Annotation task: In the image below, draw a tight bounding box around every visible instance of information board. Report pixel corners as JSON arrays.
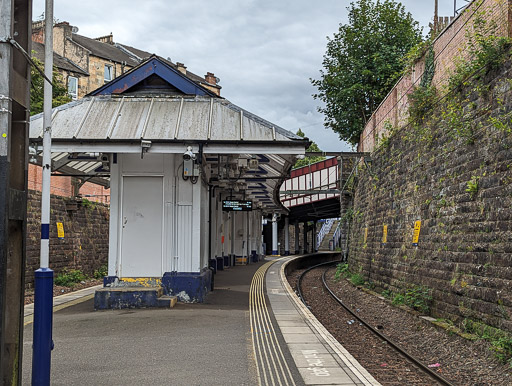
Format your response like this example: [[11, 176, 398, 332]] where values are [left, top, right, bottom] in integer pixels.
[[222, 200, 253, 212]]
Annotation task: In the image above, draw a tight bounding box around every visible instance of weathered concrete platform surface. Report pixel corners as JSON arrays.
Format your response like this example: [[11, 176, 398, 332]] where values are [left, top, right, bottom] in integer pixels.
[[22, 261, 293, 385], [266, 256, 380, 386], [22, 256, 378, 385]]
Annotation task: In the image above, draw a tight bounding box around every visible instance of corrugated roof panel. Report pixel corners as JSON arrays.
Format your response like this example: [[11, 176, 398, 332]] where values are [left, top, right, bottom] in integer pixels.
[[53, 153, 68, 162], [242, 114, 273, 141], [210, 102, 240, 141], [83, 163, 100, 173], [78, 99, 119, 139], [31, 97, 307, 146], [111, 99, 151, 139], [143, 99, 181, 139], [261, 164, 279, 177], [29, 115, 43, 138], [176, 99, 210, 140], [51, 99, 92, 139]]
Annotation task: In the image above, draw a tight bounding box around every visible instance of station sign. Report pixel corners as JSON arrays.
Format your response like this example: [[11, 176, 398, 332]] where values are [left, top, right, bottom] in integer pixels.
[[222, 200, 253, 212]]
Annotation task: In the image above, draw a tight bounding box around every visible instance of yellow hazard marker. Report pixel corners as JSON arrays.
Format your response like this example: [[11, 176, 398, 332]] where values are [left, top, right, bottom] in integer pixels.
[[2, 133, 6, 138], [363, 227, 368, 244], [56, 222, 65, 239], [382, 225, 388, 245], [413, 220, 421, 246]]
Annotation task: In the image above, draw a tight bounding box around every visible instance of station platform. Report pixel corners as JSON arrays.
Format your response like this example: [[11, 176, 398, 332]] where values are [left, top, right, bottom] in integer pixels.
[[23, 256, 378, 385]]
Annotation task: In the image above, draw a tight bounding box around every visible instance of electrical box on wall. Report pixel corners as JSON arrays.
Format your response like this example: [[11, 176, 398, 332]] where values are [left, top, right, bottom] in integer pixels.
[[183, 159, 200, 177]]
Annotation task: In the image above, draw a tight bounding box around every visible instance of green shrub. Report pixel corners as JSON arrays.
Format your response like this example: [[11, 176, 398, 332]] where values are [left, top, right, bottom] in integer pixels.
[[93, 264, 108, 279], [466, 176, 480, 197], [491, 337, 512, 365], [334, 263, 349, 280], [463, 318, 512, 365], [350, 273, 365, 286], [54, 269, 87, 287], [404, 285, 432, 313], [408, 84, 437, 125], [392, 294, 405, 306]]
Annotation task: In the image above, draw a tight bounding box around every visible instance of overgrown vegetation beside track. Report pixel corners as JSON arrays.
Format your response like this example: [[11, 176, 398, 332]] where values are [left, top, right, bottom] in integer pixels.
[[333, 261, 512, 366]]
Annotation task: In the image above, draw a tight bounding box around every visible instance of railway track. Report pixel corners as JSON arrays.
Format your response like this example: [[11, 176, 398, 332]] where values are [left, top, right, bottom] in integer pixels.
[[295, 261, 455, 386]]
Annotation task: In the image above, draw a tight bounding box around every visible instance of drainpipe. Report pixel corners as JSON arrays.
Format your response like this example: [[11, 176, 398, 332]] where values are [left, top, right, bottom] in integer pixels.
[[33, 1, 54, 384], [208, 186, 212, 269]]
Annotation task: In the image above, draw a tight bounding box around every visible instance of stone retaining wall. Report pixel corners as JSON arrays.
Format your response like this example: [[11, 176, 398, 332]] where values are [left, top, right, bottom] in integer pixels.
[[349, 58, 512, 332], [26, 190, 109, 288]]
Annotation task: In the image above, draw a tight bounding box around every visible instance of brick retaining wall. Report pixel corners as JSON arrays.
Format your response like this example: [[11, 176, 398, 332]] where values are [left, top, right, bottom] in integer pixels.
[[359, 0, 512, 152]]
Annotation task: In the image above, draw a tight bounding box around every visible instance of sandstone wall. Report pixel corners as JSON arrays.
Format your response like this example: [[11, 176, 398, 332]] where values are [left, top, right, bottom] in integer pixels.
[[349, 59, 512, 332], [26, 190, 109, 287]]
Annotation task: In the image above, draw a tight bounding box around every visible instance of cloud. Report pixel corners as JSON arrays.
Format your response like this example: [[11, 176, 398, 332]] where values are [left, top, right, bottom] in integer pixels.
[[33, 0, 457, 151]]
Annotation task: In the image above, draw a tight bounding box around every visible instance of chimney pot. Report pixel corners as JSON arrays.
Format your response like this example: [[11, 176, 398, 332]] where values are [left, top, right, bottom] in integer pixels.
[[176, 62, 187, 75], [205, 72, 217, 85]]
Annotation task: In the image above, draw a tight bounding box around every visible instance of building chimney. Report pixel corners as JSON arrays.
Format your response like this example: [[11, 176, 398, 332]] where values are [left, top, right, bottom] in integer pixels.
[[95, 33, 114, 44], [205, 72, 217, 85], [32, 20, 45, 44], [176, 62, 187, 75]]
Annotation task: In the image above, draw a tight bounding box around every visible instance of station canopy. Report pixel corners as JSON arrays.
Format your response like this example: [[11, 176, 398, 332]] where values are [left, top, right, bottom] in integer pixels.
[[29, 55, 308, 213]]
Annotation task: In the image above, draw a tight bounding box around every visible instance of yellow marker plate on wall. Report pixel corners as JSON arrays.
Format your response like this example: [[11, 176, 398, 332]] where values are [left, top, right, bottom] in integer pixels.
[[363, 227, 368, 244], [382, 225, 387, 244], [56, 222, 65, 239], [413, 220, 421, 246]]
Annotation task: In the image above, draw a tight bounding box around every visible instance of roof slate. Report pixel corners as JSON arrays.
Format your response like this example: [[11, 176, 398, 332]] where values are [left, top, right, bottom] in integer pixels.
[[70, 35, 213, 88], [72, 34, 140, 66], [115, 43, 153, 61], [32, 41, 89, 75]]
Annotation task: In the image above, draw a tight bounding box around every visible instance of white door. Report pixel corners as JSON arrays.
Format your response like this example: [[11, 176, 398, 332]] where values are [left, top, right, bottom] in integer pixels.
[[120, 176, 163, 277]]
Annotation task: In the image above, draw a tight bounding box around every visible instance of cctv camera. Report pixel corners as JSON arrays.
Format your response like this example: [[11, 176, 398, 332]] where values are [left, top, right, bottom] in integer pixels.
[[183, 146, 196, 161]]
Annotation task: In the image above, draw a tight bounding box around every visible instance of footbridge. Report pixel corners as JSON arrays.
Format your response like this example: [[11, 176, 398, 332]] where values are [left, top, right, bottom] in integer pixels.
[[271, 152, 369, 255]]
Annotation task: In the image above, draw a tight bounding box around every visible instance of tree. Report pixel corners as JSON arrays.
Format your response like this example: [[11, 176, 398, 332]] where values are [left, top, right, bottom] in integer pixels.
[[312, 0, 422, 145], [293, 129, 325, 169], [30, 56, 71, 115]]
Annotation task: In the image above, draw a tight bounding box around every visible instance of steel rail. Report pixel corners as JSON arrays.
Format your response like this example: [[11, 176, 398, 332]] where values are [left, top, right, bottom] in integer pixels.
[[320, 267, 455, 386], [296, 260, 337, 305]]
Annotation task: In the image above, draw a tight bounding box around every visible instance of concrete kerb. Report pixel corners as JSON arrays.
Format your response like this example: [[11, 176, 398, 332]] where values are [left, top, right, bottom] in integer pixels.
[[24, 285, 102, 325], [277, 255, 381, 386]]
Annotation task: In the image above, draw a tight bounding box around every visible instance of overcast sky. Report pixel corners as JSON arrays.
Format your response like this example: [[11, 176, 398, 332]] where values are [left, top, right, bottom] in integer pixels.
[[33, 0, 459, 152]]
